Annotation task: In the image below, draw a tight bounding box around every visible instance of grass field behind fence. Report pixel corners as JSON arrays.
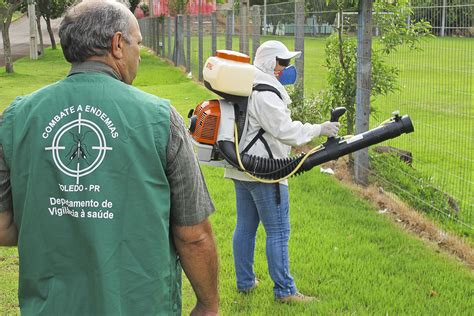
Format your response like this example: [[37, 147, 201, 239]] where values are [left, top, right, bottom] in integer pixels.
[[1, 48, 473, 315]]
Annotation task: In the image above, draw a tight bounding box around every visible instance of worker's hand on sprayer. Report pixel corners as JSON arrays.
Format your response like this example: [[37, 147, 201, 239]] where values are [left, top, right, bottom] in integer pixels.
[[320, 121, 340, 137]]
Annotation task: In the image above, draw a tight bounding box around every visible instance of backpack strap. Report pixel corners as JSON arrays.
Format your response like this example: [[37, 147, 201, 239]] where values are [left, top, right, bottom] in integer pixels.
[[252, 84, 282, 100], [240, 84, 283, 158], [241, 128, 274, 159]]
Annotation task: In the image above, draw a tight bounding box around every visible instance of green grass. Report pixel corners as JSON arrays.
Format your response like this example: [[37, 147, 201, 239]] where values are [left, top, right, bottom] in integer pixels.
[[370, 38, 473, 217], [1, 48, 473, 315]]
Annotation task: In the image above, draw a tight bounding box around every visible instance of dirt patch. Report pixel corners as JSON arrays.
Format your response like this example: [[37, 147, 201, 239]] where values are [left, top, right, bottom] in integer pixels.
[[318, 156, 474, 271]]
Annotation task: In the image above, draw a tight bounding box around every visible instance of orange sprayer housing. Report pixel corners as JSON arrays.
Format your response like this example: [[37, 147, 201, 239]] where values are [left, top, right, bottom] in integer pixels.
[[191, 100, 221, 145]]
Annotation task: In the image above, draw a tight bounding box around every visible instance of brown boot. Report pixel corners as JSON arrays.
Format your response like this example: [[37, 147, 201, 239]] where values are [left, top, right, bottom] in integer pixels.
[[277, 292, 317, 304]]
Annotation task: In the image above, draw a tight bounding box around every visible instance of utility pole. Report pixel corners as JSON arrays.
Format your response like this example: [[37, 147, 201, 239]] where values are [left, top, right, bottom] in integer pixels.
[[28, 0, 38, 60]]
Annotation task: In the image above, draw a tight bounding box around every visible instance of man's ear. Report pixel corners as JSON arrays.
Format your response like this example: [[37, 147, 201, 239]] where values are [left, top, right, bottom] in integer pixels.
[[111, 32, 125, 59]]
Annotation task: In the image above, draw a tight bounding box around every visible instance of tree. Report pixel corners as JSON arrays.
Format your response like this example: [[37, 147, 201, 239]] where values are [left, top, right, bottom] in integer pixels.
[[35, 2, 43, 56], [139, 2, 149, 16], [317, 0, 431, 135], [129, 0, 140, 13], [168, 0, 189, 15], [0, 0, 21, 73], [35, 0, 73, 50]]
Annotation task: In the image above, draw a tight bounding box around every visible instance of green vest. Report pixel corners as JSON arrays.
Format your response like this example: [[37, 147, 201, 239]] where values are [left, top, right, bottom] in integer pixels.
[[0, 72, 181, 315]]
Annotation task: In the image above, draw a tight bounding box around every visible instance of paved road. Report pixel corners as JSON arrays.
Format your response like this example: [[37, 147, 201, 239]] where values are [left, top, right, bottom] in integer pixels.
[[0, 15, 62, 67]]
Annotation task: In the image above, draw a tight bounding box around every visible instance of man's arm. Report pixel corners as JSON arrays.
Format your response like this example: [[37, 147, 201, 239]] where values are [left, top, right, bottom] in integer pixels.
[[0, 209, 17, 246], [172, 219, 219, 315], [165, 107, 218, 314]]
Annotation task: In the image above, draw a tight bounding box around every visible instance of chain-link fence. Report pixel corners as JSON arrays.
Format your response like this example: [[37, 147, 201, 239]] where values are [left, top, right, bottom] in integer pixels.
[[371, 0, 473, 234], [137, 0, 473, 234]]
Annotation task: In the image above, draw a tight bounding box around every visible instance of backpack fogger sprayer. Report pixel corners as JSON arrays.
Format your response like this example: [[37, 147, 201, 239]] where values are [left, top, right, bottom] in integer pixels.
[[188, 50, 414, 183]]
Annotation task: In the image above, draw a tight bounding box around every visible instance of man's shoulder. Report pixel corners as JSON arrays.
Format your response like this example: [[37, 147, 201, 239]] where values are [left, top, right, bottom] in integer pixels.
[[3, 80, 63, 110], [128, 85, 171, 107]]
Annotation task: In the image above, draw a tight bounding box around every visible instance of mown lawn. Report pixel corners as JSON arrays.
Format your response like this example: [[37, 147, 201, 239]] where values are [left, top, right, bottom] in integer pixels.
[[1, 48, 473, 314]]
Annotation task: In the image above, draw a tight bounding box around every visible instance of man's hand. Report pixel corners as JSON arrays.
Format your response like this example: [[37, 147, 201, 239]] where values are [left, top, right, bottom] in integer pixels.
[[0, 210, 17, 246], [320, 121, 340, 137], [172, 219, 219, 315]]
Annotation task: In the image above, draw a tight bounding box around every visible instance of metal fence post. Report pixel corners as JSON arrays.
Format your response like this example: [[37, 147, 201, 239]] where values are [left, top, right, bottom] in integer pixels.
[[186, 15, 191, 73], [152, 18, 157, 53], [172, 16, 178, 64], [176, 15, 185, 67], [147, 18, 151, 52], [294, 0, 305, 93], [251, 5, 261, 61], [441, 0, 447, 36], [211, 12, 217, 55], [161, 18, 165, 56], [226, 10, 233, 50], [354, 0, 373, 185], [144, 19, 148, 48], [157, 17, 162, 55], [240, 0, 249, 55], [168, 16, 172, 60], [198, 1, 203, 81], [155, 17, 160, 55]]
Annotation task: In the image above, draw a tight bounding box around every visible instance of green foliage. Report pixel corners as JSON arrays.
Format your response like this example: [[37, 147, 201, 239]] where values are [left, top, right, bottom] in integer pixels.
[[373, 0, 433, 54], [35, 0, 74, 20], [129, 0, 140, 13], [139, 2, 149, 16], [168, 0, 190, 15], [287, 86, 324, 124], [410, 0, 473, 36], [0, 0, 21, 24]]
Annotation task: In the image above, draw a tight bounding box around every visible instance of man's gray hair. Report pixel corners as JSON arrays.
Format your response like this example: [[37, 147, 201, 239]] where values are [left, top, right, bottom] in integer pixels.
[[59, 0, 133, 63]]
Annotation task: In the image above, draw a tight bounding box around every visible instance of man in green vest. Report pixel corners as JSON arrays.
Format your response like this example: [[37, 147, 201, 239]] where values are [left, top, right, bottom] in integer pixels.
[[0, 0, 219, 315]]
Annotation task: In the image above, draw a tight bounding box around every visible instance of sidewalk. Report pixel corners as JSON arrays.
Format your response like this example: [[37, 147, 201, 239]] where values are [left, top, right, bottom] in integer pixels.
[[0, 15, 61, 67]]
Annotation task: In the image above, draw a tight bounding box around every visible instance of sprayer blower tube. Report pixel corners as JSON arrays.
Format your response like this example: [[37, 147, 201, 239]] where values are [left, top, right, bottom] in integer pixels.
[[217, 114, 414, 180]]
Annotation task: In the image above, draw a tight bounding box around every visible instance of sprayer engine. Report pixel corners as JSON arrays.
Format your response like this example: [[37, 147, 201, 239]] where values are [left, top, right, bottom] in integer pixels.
[[188, 98, 237, 165], [188, 100, 221, 145]]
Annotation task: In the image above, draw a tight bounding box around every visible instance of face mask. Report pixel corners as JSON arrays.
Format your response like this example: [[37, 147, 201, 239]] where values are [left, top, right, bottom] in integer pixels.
[[278, 65, 297, 85]]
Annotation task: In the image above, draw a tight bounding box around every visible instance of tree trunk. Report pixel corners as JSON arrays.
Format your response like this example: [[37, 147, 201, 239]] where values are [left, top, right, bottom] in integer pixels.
[[36, 14, 44, 57], [2, 18, 13, 73], [1, 2, 21, 73], [45, 16, 56, 50]]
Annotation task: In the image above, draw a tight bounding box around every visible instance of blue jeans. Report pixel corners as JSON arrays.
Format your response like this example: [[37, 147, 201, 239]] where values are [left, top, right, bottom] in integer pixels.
[[232, 180, 297, 299]]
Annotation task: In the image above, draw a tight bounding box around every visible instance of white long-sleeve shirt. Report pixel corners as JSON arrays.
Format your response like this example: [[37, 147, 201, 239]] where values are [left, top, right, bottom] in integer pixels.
[[224, 68, 323, 184]]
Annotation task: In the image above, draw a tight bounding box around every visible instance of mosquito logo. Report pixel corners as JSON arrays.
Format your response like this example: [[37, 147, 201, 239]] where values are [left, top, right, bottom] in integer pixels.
[[65, 131, 93, 166], [45, 113, 113, 184]]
